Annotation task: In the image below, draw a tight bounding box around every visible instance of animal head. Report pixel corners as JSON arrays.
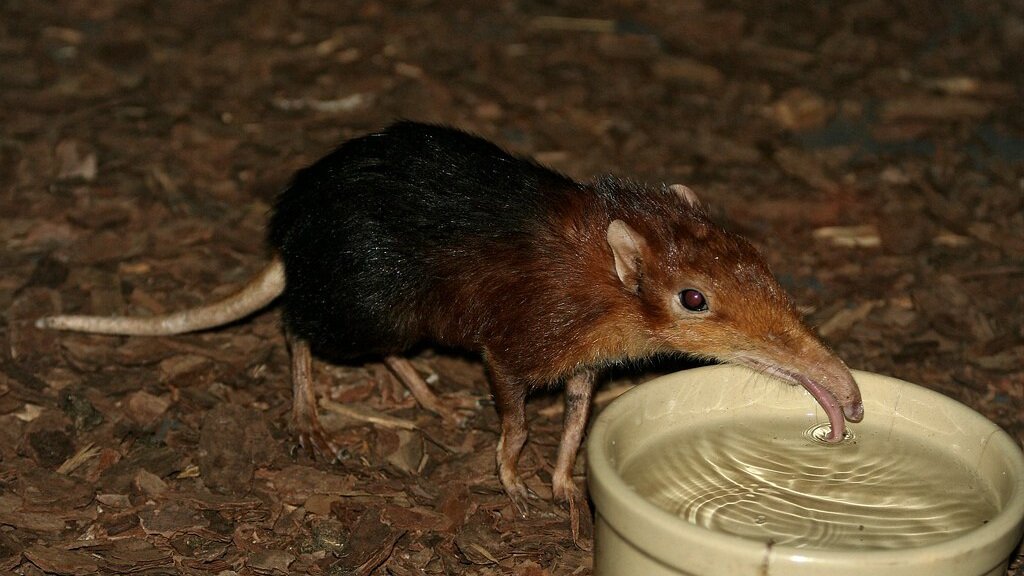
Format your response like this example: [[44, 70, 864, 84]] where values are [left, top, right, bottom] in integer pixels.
[[604, 182, 863, 440]]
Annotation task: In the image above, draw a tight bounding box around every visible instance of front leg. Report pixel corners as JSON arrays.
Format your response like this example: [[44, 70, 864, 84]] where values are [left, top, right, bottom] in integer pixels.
[[552, 369, 596, 546], [551, 369, 596, 502]]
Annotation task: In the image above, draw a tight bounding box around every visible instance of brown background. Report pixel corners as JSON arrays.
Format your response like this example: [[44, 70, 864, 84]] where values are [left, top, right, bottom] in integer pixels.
[[1, 0, 1021, 574]]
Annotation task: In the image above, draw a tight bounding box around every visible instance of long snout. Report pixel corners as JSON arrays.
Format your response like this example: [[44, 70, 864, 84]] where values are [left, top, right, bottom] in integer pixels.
[[735, 338, 864, 442], [793, 358, 864, 441]]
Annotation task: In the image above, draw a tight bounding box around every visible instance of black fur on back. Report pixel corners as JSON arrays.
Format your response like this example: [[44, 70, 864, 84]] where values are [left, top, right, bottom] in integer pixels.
[[268, 121, 585, 358]]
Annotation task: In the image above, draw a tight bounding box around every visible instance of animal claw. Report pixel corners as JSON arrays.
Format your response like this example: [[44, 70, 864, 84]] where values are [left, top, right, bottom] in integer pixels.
[[506, 481, 533, 517], [552, 476, 591, 549]]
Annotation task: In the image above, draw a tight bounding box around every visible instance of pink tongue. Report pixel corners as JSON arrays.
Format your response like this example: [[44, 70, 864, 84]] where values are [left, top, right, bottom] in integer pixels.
[[794, 375, 846, 442]]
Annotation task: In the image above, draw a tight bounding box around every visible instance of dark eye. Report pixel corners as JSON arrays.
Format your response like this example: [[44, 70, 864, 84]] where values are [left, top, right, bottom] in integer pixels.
[[679, 289, 708, 312]]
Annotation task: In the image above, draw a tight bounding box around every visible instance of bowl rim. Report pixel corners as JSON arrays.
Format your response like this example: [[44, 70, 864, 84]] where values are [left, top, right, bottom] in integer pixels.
[[587, 365, 1024, 572]]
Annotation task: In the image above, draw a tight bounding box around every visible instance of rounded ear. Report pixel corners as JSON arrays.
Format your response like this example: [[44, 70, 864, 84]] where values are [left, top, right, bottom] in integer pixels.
[[607, 219, 647, 294], [669, 184, 700, 208]]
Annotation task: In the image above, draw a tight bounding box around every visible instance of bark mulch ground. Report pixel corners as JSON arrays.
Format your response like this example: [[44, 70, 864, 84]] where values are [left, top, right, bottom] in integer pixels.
[[1, 0, 1021, 574]]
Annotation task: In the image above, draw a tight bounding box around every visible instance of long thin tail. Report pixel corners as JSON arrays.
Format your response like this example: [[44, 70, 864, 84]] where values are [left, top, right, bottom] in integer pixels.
[[36, 258, 286, 336]]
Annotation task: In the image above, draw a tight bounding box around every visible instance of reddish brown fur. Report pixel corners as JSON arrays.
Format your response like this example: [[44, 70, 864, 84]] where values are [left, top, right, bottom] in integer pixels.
[[436, 203, 648, 384], [412, 182, 791, 388]]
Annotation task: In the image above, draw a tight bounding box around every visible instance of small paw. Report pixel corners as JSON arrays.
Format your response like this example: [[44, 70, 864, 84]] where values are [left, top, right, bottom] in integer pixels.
[[552, 474, 592, 549], [565, 493, 592, 550], [505, 480, 533, 517], [499, 467, 538, 518], [552, 473, 578, 504]]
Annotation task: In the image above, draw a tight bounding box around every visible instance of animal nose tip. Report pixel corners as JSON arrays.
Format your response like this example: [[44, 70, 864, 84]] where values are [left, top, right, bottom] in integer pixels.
[[843, 402, 864, 423]]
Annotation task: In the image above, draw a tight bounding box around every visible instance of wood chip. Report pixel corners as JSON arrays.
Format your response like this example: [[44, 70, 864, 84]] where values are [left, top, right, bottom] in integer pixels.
[[651, 57, 724, 87], [55, 442, 101, 475], [13, 403, 43, 422], [818, 301, 878, 338], [385, 429, 425, 475], [0, 511, 67, 532], [320, 398, 418, 430], [124, 390, 171, 427], [530, 16, 616, 33], [248, 549, 295, 575], [770, 88, 832, 131], [24, 544, 99, 576], [54, 140, 97, 182], [813, 225, 882, 248], [881, 97, 992, 121], [330, 508, 405, 576], [775, 148, 841, 194], [139, 501, 209, 538], [271, 94, 371, 113], [254, 465, 361, 506], [198, 403, 278, 494], [132, 469, 168, 497]]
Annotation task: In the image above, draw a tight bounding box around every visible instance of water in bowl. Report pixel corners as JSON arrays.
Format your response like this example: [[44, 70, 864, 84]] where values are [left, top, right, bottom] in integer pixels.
[[619, 415, 998, 550]]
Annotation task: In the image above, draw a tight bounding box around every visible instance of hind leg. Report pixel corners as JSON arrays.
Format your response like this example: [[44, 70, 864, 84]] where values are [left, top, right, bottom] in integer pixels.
[[488, 366, 532, 516], [289, 334, 341, 460]]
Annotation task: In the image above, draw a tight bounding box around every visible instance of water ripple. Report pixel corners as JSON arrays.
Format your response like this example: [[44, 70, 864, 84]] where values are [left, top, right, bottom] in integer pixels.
[[619, 416, 997, 550]]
